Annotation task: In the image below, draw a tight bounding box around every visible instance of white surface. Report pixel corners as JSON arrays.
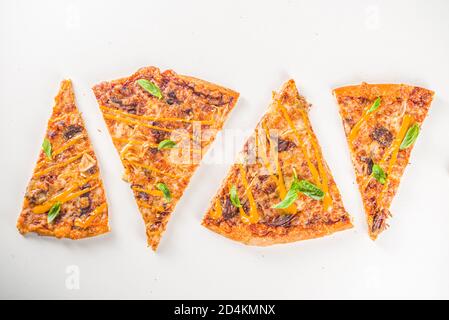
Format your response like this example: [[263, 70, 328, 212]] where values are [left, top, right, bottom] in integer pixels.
[[1, 0, 449, 300]]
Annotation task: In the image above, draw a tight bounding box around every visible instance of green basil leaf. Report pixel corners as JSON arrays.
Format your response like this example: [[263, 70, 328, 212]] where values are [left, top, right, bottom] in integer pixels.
[[158, 139, 177, 150], [156, 182, 171, 202], [229, 185, 242, 208], [272, 185, 298, 209], [137, 79, 163, 99], [42, 138, 52, 160], [47, 202, 61, 224], [296, 180, 325, 200], [372, 164, 387, 184], [400, 123, 420, 150], [367, 97, 381, 114]]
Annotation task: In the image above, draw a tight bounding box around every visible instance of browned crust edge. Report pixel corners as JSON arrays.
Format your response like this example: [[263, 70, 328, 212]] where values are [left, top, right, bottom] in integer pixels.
[[202, 218, 352, 246]]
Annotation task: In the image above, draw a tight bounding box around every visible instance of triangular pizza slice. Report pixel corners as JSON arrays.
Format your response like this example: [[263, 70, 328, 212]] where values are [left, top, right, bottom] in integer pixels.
[[333, 83, 434, 239], [17, 80, 109, 239], [202, 80, 352, 245], [93, 67, 239, 250]]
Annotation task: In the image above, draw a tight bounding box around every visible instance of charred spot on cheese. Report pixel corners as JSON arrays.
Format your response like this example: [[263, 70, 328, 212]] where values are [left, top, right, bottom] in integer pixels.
[[266, 214, 295, 227], [63, 125, 83, 140], [277, 138, 296, 152], [222, 198, 238, 220], [370, 126, 393, 147]]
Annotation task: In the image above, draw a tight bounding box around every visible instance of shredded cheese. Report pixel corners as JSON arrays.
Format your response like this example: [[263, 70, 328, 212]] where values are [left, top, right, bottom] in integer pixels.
[[100, 105, 214, 125], [74, 203, 107, 228]]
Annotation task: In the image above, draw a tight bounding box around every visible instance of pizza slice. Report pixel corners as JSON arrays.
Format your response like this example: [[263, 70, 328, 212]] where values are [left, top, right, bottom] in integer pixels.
[[17, 80, 109, 239], [92, 67, 239, 250], [333, 83, 434, 239], [202, 80, 352, 245]]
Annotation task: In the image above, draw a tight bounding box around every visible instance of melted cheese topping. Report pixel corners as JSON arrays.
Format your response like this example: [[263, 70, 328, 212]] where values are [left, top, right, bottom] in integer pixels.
[[237, 164, 259, 224], [260, 122, 296, 214], [53, 134, 86, 156], [376, 115, 413, 207], [100, 105, 214, 125], [113, 137, 157, 148], [132, 187, 164, 197], [125, 160, 181, 179], [276, 102, 321, 186], [32, 182, 99, 214], [276, 102, 332, 211], [35, 135, 87, 170], [74, 203, 107, 228], [34, 151, 87, 177], [135, 201, 165, 212], [103, 114, 192, 138], [298, 109, 332, 211], [361, 115, 414, 191], [348, 103, 382, 146]]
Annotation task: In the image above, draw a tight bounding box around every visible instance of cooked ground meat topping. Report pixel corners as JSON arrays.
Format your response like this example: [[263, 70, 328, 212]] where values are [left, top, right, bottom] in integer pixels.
[[277, 138, 296, 152], [370, 126, 393, 147], [63, 124, 83, 140]]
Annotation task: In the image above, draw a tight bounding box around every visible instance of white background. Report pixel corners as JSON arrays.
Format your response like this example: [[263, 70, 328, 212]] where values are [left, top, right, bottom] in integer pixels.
[[1, 0, 448, 299]]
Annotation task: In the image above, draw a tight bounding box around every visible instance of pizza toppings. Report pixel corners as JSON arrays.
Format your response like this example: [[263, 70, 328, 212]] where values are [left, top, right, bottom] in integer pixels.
[[42, 138, 52, 159], [277, 138, 296, 152], [166, 91, 179, 105], [229, 185, 242, 208], [26, 189, 48, 206], [371, 164, 386, 184], [348, 97, 382, 146], [367, 97, 381, 113], [137, 79, 163, 99], [157, 139, 177, 150], [47, 202, 61, 224], [266, 214, 295, 227], [400, 123, 419, 150], [156, 182, 171, 202], [79, 153, 97, 174], [79, 192, 92, 215], [272, 184, 298, 209], [63, 124, 83, 140], [370, 126, 393, 147], [222, 198, 238, 220]]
